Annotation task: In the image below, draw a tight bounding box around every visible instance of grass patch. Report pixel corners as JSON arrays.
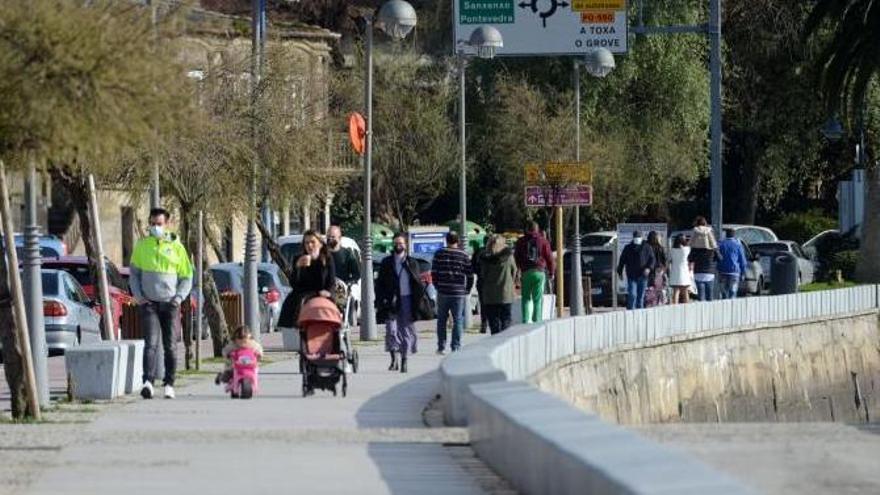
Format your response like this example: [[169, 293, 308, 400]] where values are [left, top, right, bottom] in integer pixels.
[[178, 369, 213, 377], [800, 281, 858, 292]]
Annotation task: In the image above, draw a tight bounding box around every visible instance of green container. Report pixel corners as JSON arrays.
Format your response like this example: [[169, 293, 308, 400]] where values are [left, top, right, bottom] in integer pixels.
[[349, 223, 396, 254], [444, 220, 488, 253]]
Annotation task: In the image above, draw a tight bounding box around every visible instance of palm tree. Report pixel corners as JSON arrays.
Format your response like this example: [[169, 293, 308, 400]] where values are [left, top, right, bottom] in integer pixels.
[[806, 0, 880, 282]]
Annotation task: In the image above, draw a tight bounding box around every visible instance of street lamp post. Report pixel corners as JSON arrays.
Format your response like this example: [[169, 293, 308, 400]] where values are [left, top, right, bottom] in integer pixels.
[[23, 162, 49, 407], [360, 0, 418, 341], [458, 26, 502, 329], [570, 49, 615, 317], [244, 0, 267, 339]]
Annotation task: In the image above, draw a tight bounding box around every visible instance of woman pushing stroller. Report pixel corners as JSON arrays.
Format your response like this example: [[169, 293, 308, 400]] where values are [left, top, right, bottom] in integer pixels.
[[278, 229, 336, 329], [376, 233, 435, 373]]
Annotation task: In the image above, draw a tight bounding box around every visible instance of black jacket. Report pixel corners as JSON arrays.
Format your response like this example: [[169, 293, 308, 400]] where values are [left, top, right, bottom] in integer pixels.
[[617, 242, 656, 280], [688, 248, 719, 275], [331, 247, 361, 284], [376, 255, 433, 323], [278, 255, 336, 328]]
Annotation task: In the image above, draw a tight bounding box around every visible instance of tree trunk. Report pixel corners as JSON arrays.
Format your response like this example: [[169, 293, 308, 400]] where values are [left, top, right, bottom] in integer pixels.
[[855, 165, 880, 282], [725, 132, 763, 224], [179, 205, 195, 369], [205, 224, 227, 263], [202, 264, 228, 358], [256, 218, 292, 281], [0, 238, 26, 418]]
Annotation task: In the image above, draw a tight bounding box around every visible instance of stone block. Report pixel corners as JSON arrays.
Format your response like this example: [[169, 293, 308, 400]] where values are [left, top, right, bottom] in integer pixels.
[[119, 340, 144, 394], [280, 327, 300, 351], [65, 344, 120, 400]]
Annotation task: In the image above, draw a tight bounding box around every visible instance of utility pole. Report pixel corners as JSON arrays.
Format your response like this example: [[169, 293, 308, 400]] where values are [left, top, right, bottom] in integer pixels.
[[244, 0, 267, 339], [360, 14, 378, 340], [23, 162, 49, 407]]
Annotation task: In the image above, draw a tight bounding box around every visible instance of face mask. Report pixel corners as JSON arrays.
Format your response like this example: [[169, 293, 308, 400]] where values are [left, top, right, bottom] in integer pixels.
[[633, 237, 643, 245], [149, 225, 164, 238], [394, 246, 406, 254], [327, 239, 339, 249]]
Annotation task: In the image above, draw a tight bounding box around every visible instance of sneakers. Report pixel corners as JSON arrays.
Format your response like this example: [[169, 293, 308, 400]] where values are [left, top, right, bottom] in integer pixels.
[[164, 385, 175, 399], [435, 349, 446, 356], [140, 381, 154, 399]]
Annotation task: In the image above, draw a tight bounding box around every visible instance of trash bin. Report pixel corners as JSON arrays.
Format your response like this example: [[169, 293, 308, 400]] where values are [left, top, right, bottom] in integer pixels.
[[770, 252, 798, 295]]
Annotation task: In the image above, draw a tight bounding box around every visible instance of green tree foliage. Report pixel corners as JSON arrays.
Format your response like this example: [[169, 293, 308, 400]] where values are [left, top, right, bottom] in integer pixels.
[[806, 0, 880, 282]]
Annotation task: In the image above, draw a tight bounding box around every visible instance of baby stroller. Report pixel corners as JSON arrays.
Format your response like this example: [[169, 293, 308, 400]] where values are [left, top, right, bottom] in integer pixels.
[[297, 295, 352, 397], [227, 347, 259, 399], [331, 279, 360, 375]]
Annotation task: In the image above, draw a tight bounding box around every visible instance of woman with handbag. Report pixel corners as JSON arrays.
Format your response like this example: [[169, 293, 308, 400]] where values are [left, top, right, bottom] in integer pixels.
[[376, 233, 435, 373]]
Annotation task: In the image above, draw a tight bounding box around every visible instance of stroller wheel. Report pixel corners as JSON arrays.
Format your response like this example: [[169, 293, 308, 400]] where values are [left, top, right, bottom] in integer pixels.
[[230, 390, 240, 399], [240, 380, 253, 399], [332, 386, 337, 397], [342, 374, 348, 397], [298, 354, 305, 375]]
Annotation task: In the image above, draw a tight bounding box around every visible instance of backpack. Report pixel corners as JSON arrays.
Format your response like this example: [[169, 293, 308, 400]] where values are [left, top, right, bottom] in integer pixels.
[[525, 237, 540, 266]]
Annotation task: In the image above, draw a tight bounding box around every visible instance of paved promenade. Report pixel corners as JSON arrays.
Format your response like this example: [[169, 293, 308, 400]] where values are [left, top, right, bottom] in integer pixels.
[[0, 330, 513, 495]]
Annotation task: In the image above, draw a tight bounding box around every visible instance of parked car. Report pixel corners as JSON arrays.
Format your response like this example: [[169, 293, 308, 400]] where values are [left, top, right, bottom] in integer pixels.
[[802, 228, 860, 278], [209, 263, 274, 334], [277, 234, 362, 323], [42, 256, 132, 335], [749, 241, 817, 287], [562, 248, 617, 306], [41, 269, 102, 355]]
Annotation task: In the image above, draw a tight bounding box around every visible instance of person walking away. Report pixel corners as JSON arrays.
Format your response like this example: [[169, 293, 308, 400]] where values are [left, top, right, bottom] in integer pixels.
[[278, 230, 336, 330], [431, 231, 474, 354], [514, 222, 555, 323], [130, 208, 193, 400], [645, 231, 668, 307], [470, 242, 489, 334], [376, 233, 434, 372], [668, 235, 693, 304], [616, 231, 656, 310], [688, 217, 719, 301], [479, 234, 517, 334], [717, 228, 749, 299]]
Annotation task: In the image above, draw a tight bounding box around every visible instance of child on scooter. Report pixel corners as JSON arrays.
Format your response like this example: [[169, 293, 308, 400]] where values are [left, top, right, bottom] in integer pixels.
[[215, 326, 263, 385]]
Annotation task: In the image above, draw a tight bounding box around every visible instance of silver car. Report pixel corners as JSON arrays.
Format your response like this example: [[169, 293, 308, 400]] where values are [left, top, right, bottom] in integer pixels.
[[42, 269, 102, 354], [749, 241, 817, 287]]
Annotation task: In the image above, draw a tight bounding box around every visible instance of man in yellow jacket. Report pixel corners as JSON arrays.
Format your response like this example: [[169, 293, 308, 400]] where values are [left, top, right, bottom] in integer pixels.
[[130, 208, 193, 399]]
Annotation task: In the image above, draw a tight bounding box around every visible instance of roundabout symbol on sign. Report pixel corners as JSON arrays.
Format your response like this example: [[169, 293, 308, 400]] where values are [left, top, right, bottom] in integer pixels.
[[518, 0, 570, 28]]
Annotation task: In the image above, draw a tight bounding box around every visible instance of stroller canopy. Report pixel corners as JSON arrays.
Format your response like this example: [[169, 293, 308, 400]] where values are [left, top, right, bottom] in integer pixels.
[[298, 296, 342, 328]]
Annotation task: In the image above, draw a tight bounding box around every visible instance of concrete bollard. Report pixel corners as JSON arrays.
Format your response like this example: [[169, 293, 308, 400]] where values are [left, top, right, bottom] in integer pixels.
[[65, 344, 120, 400], [280, 327, 300, 351], [92, 342, 128, 397], [119, 340, 145, 394]]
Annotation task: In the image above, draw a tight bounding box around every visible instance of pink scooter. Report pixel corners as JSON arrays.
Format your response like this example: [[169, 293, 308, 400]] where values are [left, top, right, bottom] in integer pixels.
[[227, 347, 259, 399]]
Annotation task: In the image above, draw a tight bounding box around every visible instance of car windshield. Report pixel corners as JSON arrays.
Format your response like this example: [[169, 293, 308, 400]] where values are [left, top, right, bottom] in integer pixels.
[[581, 234, 614, 247], [280, 243, 303, 265], [41, 273, 59, 295], [211, 269, 239, 292], [750, 243, 789, 256], [582, 251, 613, 272], [45, 263, 92, 287]]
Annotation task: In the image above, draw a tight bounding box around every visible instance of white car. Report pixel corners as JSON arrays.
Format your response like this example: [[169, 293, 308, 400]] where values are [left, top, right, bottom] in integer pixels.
[[277, 234, 362, 324]]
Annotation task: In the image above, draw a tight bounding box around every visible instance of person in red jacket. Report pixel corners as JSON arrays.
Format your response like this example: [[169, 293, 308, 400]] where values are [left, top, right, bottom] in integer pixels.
[[514, 221, 555, 323]]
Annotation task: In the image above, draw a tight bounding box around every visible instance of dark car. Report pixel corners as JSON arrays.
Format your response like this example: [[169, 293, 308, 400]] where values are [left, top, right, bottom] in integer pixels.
[[563, 248, 617, 307]]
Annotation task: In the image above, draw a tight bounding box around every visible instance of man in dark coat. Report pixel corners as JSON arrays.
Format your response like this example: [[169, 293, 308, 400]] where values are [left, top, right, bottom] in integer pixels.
[[376, 233, 433, 373], [616, 231, 656, 310]]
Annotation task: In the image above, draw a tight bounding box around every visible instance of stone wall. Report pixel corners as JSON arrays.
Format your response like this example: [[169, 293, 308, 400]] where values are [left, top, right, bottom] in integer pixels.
[[532, 311, 880, 425]]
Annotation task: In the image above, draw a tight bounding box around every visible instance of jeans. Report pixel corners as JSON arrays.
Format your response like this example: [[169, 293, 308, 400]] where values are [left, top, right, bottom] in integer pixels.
[[695, 278, 714, 301], [719, 274, 740, 300], [141, 301, 179, 386], [482, 303, 512, 335], [436, 294, 466, 352], [521, 269, 546, 323], [626, 276, 648, 310]]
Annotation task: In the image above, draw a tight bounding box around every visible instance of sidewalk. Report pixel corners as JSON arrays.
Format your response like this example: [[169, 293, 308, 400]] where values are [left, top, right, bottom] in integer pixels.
[[8, 327, 513, 495]]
